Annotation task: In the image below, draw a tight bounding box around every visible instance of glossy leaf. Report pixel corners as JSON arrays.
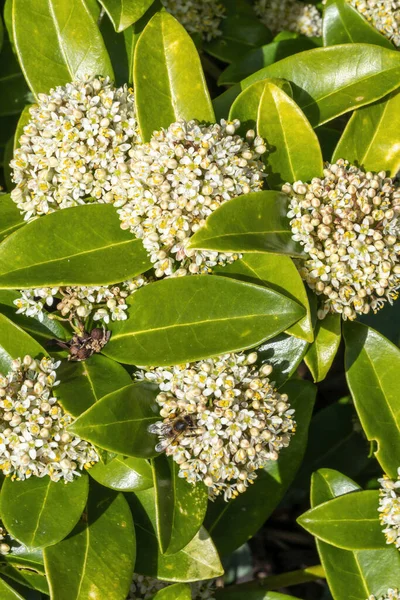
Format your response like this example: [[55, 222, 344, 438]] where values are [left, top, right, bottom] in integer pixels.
[[44, 485, 135, 600], [69, 383, 160, 458], [230, 82, 323, 189], [0, 475, 89, 549], [104, 274, 305, 366], [0, 289, 70, 346], [214, 44, 400, 127], [0, 205, 152, 289], [344, 321, 400, 479], [99, 10, 130, 86], [256, 334, 309, 388], [152, 455, 208, 554], [0, 313, 46, 374], [0, 38, 32, 117], [298, 489, 385, 550], [134, 11, 214, 141], [130, 488, 224, 581], [219, 38, 317, 85], [0, 194, 24, 241], [304, 313, 341, 382], [0, 579, 25, 600], [312, 469, 400, 600], [295, 402, 369, 494], [323, 0, 393, 48], [215, 254, 313, 342], [153, 585, 192, 600], [98, 0, 154, 31], [205, 379, 316, 555], [188, 191, 305, 257], [56, 354, 132, 417], [12, 0, 114, 97], [205, 0, 272, 64], [89, 455, 153, 492], [13, 105, 32, 150], [0, 564, 48, 594], [333, 90, 400, 176]]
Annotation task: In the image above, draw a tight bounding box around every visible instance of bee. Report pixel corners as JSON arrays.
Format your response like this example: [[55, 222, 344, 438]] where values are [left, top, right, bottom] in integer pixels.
[[50, 326, 111, 361], [148, 414, 195, 453]]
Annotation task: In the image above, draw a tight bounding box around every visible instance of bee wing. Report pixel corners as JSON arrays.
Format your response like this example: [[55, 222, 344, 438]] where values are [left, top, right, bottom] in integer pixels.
[[148, 422, 162, 434], [155, 438, 173, 453]]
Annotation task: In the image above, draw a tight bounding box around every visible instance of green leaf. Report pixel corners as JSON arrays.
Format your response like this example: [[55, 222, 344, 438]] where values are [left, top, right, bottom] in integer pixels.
[[134, 11, 215, 142], [13, 105, 32, 150], [0, 290, 70, 346], [256, 334, 309, 388], [295, 403, 369, 494], [311, 469, 400, 600], [304, 313, 341, 382], [323, 0, 394, 48], [152, 455, 208, 555], [104, 274, 305, 366], [56, 355, 132, 417], [298, 489, 385, 550], [214, 44, 400, 127], [219, 38, 317, 85], [0, 313, 46, 374], [0, 205, 152, 289], [205, 4, 272, 64], [0, 579, 25, 600], [130, 488, 224, 581], [98, 0, 154, 31], [69, 382, 160, 458], [0, 474, 89, 549], [44, 485, 135, 600], [215, 254, 313, 342], [0, 194, 24, 242], [99, 10, 130, 86], [230, 82, 323, 189], [12, 0, 114, 97], [332, 90, 400, 176], [153, 584, 192, 600], [89, 455, 153, 492], [0, 40, 33, 117], [205, 379, 316, 555], [0, 564, 48, 595], [344, 321, 400, 479], [188, 191, 305, 257]]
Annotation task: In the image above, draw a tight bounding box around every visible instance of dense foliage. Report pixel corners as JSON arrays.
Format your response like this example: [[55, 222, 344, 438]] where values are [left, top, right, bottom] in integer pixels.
[[0, 0, 400, 599]]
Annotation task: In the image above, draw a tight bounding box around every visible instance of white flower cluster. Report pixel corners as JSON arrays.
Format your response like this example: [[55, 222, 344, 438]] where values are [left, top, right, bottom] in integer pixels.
[[368, 591, 400, 600], [118, 119, 266, 278], [0, 356, 99, 481], [139, 352, 295, 501], [0, 523, 11, 555], [11, 76, 139, 220], [378, 468, 400, 549], [285, 160, 400, 320], [14, 277, 148, 325], [349, 0, 400, 46], [161, 0, 226, 41], [128, 574, 216, 599], [254, 0, 322, 37]]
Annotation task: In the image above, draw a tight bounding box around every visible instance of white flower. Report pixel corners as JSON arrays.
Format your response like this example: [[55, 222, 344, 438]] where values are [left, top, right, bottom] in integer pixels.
[[284, 160, 400, 320], [378, 468, 400, 549], [161, 0, 226, 41], [0, 356, 99, 482], [118, 119, 266, 278], [368, 590, 400, 600], [128, 574, 217, 599], [350, 0, 400, 46], [10, 76, 140, 220], [254, 0, 322, 37], [14, 277, 149, 325], [139, 352, 295, 501]]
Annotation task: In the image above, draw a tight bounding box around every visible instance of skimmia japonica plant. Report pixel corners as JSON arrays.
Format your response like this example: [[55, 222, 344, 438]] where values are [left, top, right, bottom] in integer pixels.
[[0, 0, 400, 599]]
